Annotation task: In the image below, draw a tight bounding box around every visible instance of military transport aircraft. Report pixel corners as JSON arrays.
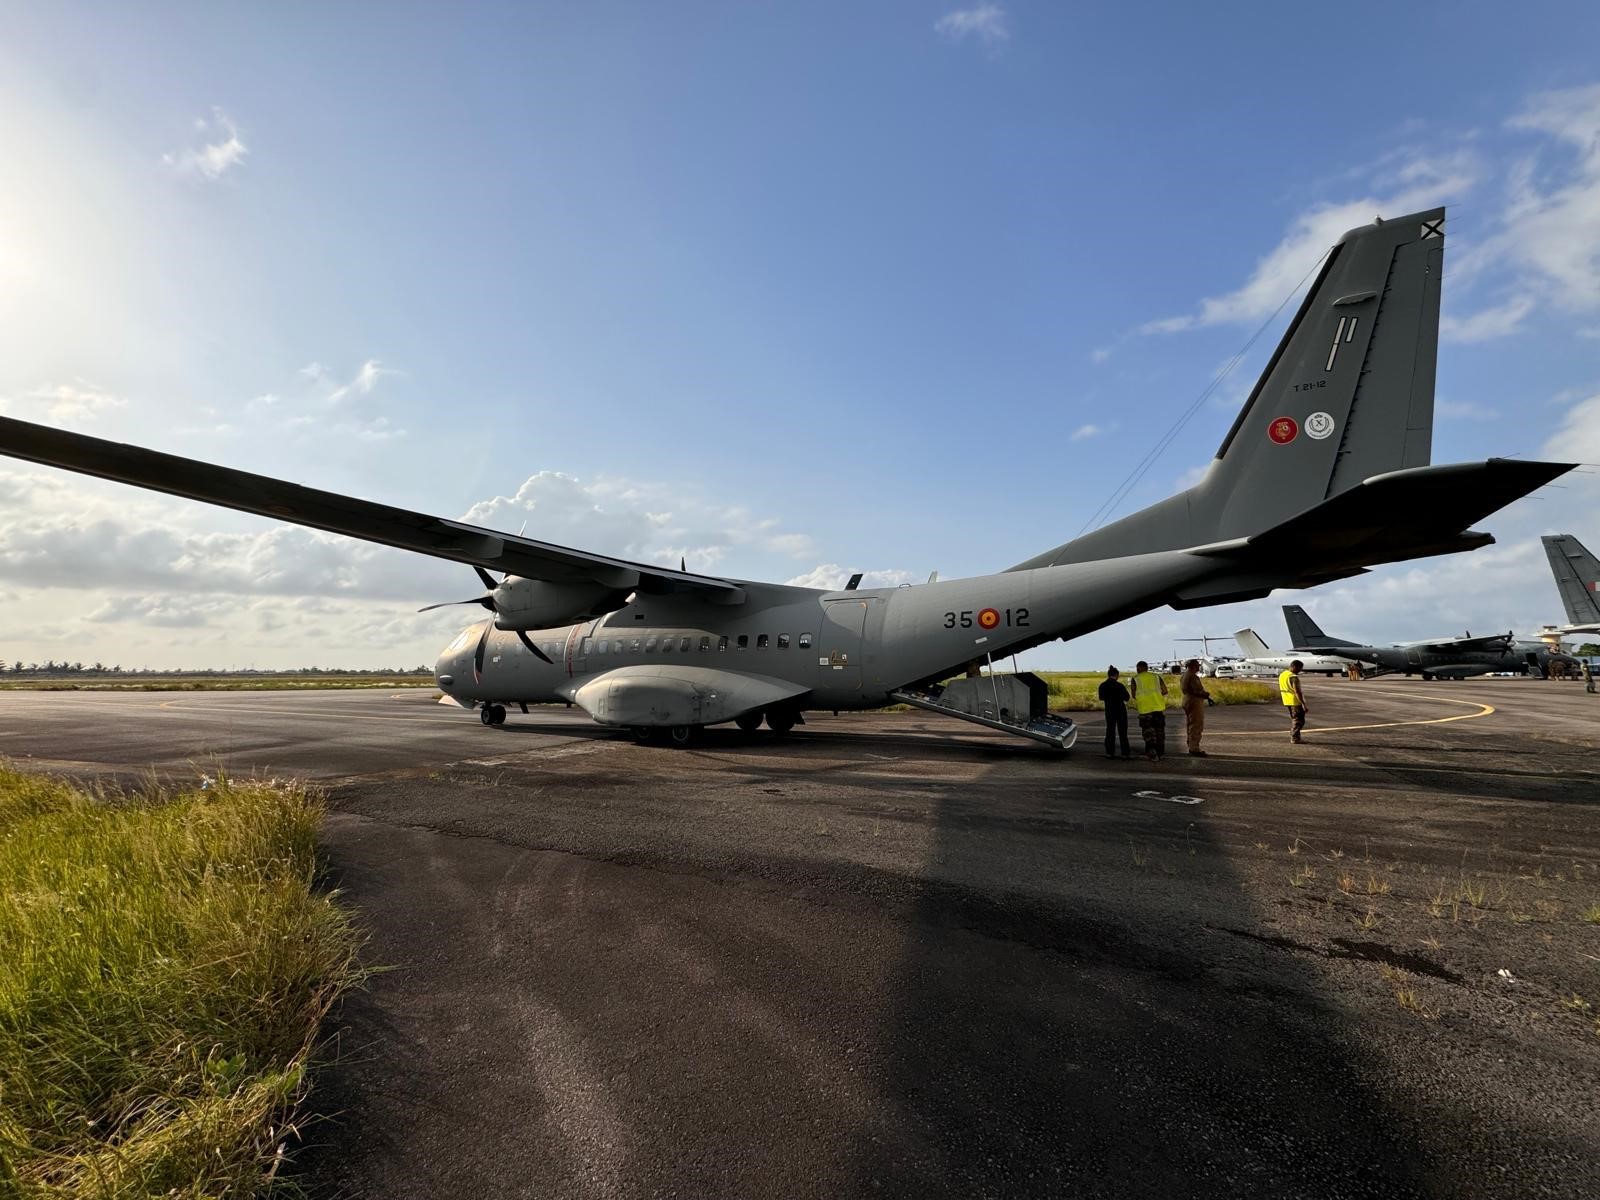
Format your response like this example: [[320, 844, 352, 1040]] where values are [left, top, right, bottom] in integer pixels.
[[0, 207, 1576, 747], [1281, 605, 1574, 680], [1541, 533, 1600, 638]]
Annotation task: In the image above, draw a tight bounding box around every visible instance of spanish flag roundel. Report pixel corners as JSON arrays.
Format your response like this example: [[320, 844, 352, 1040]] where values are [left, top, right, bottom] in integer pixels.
[[977, 607, 1001, 630]]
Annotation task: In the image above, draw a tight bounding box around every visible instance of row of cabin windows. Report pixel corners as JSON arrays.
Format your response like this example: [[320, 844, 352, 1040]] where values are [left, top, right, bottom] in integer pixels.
[[536, 632, 816, 658]]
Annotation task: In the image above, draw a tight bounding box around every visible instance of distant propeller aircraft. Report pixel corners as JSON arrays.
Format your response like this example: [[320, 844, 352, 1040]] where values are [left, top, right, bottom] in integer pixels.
[[0, 208, 1575, 748]]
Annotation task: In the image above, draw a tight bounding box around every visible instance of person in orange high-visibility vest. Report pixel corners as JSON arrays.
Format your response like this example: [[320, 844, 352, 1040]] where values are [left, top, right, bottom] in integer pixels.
[[1129, 660, 1169, 761], [1279, 660, 1308, 744]]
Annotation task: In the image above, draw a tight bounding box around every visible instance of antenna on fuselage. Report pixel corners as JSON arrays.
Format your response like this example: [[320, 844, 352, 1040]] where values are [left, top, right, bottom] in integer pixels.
[[845, 573, 863, 591]]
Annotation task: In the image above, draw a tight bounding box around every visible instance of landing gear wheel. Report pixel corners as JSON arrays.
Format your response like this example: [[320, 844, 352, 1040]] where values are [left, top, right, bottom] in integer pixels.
[[668, 724, 700, 747], [480, 703, 507, 726], [734, 713, 763, 735], [1420, 673, 1433, 682], [767, 710, 796, 735], [630, 726, 658, 744]]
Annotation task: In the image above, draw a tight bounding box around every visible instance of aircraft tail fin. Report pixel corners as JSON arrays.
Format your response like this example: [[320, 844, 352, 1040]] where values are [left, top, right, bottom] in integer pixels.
[[1542, 534, 1600, 625], [1009, 208, 1568, 585], [1233, 628, 1271, 659], [1282, 604, 1359, 650]]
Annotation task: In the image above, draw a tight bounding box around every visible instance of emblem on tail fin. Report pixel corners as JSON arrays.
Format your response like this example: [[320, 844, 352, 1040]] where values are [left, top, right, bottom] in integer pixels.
[[1305, 411, 1336, 440], [1268, 416, 1298, 444]]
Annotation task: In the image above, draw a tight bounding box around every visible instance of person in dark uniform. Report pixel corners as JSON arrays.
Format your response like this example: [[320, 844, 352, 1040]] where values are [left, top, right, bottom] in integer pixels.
[[1098, 665, 1131, 759]]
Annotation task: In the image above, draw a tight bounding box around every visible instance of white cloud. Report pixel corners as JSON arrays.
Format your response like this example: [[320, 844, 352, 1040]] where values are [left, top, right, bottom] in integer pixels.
[[0, 379, 126, 425], [1089, 346, 1113, 364], [1142, 154, 1478, 334], [785, 564, 916, 591], [1543, 388, 1600, 465], [162, 107, 248, 181], [328, 359, 397, 404], [1440, 294, 1535, 342], [935, 4, 1009, 48], [1499, 84, 1600, 313], [1071, 423, 1106, 441]]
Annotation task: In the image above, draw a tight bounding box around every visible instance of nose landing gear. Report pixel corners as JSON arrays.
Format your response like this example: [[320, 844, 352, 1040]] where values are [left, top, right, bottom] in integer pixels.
[[479, 703, 507, 726]]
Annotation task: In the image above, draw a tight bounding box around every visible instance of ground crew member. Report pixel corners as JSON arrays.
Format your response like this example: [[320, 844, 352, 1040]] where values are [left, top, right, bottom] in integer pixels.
[[1279, 659, 1308, 744], [1098, 666, 1131, 759], [1585, 660, 1595, 695], [1130, 659, 1168, 761], [1181, 659, 1214, 756]]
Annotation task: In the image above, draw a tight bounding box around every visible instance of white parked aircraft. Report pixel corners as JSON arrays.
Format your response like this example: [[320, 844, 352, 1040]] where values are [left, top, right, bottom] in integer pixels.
[[1224, 630, 1352, 677]]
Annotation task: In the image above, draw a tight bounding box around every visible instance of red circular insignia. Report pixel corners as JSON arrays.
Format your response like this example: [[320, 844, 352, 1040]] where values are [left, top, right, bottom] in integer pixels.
[[977, 608, 1001, 630], [1268, 416, 1299, 444]]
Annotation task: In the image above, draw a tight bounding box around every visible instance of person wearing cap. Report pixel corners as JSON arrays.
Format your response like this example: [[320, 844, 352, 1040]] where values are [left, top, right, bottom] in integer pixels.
[[1279, 659, 1308, 744]]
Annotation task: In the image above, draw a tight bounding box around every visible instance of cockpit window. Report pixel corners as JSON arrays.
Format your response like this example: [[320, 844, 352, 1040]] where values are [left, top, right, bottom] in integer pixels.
[[777, 633, 790, 649], [798, 632, 813, 649]]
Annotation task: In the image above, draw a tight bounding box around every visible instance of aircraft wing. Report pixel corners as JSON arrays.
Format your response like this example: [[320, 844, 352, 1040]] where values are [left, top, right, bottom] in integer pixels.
[[0, 415, 743, 599], [1411, 632, 1514, 653]]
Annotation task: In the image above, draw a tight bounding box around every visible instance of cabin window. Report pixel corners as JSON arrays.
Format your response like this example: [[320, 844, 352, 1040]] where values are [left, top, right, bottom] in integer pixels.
[[580, 637, 591, 655], [700, 636, 711, 652], [661, 637, 673, 654], [736, 635, 749, 649], [645, 637, 658, 652], [756, 634, 769, 649], [595, 640, 607, 655], [777, 633, 790, 649], [613, 640, 623, 654], [718, 635, 729, 651], [630, 639, 642, 653], [798, 633, 813, 649], [681, 636, 692, 651]]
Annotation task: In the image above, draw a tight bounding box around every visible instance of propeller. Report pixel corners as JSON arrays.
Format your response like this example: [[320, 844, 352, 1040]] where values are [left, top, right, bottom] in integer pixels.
[[420, 567, 554, 664]]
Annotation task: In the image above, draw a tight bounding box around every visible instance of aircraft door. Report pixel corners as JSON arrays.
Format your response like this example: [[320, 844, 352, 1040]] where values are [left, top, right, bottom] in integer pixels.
[[818, 599, 870, 690]]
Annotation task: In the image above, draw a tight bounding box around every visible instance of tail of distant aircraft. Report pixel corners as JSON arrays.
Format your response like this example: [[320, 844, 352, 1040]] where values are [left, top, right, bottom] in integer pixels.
[[1233, 629, 1271, 659], [1542, 534, 1600, 625], [1011, 208, 1568, 603], [1282, 604, 1359, 650]]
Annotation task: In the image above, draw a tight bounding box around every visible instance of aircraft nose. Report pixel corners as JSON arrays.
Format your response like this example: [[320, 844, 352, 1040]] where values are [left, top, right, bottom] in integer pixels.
[[435, 623, 479, 695]]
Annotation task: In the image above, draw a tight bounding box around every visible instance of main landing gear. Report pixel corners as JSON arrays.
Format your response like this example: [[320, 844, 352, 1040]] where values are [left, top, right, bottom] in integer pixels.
[[479, 703, 508, 726]]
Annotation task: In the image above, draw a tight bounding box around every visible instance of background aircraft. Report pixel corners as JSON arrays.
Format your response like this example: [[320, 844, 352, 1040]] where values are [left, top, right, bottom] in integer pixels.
[[0, 207, 1575, 745], [1281, 605, 1573, 680], [1540, 534, 1600, 638], [1224, 630, 1351, 678]]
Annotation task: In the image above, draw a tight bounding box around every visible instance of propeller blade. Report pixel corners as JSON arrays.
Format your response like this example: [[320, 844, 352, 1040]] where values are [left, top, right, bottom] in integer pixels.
[[473, 566, 499, 592], [417, 594, 495, 613], [515, 629, 554, 664]]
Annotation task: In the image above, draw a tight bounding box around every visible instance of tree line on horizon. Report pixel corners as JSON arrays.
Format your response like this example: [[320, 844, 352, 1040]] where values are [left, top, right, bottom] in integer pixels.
[[0, 661, 432, 676]]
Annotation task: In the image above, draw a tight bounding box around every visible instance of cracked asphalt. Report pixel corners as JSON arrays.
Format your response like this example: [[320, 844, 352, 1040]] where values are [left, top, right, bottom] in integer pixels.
[[2, 678, 1597, 1198]]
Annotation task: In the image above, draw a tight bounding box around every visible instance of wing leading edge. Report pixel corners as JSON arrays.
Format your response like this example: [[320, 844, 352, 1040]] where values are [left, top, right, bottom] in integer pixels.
[[0, 415, 743, 600]]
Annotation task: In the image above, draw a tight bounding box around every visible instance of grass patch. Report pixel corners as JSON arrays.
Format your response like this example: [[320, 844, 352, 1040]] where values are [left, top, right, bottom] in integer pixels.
[[1582, 902, 1600, 925], [0, 762, 362, 1196], [1032, 671, 1276, 712]]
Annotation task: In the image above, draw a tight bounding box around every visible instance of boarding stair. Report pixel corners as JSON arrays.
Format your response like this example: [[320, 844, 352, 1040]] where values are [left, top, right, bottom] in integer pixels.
[[891, 672, 1078, 750]]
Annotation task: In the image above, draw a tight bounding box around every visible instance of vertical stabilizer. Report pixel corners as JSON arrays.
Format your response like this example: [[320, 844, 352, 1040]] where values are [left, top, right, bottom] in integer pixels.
[[1282, 604, 1360, 650], [1542, 534, 1600, 625], [1016, 208, 1446, 569], [1233, 629, 1272, 659]]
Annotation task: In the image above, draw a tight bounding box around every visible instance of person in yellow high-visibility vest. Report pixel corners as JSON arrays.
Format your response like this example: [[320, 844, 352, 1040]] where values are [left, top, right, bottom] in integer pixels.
[[1129, 659, 1169, 760], [1279, 660, 1308, 744]]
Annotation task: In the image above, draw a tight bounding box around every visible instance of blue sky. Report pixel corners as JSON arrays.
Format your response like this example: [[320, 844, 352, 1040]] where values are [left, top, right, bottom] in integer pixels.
[[2, 1, 1598, 669]]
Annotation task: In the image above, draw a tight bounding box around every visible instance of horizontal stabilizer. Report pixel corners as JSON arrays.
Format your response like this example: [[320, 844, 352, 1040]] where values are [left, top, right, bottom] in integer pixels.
[[1223, 459, 1572, 577]]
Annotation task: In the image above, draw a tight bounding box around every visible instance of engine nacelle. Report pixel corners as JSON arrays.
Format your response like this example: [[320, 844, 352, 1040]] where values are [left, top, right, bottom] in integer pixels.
[[490, 577, 629, 631]]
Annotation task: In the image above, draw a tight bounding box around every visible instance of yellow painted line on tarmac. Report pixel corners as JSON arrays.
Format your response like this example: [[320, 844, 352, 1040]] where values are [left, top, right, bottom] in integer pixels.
[[1204, 688, 1494, 737]]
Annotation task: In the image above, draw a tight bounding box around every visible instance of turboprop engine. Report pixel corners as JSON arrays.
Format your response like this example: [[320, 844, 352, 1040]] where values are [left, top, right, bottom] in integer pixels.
[[488, 577, 630, 630], [419, 568, 631, 663]]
